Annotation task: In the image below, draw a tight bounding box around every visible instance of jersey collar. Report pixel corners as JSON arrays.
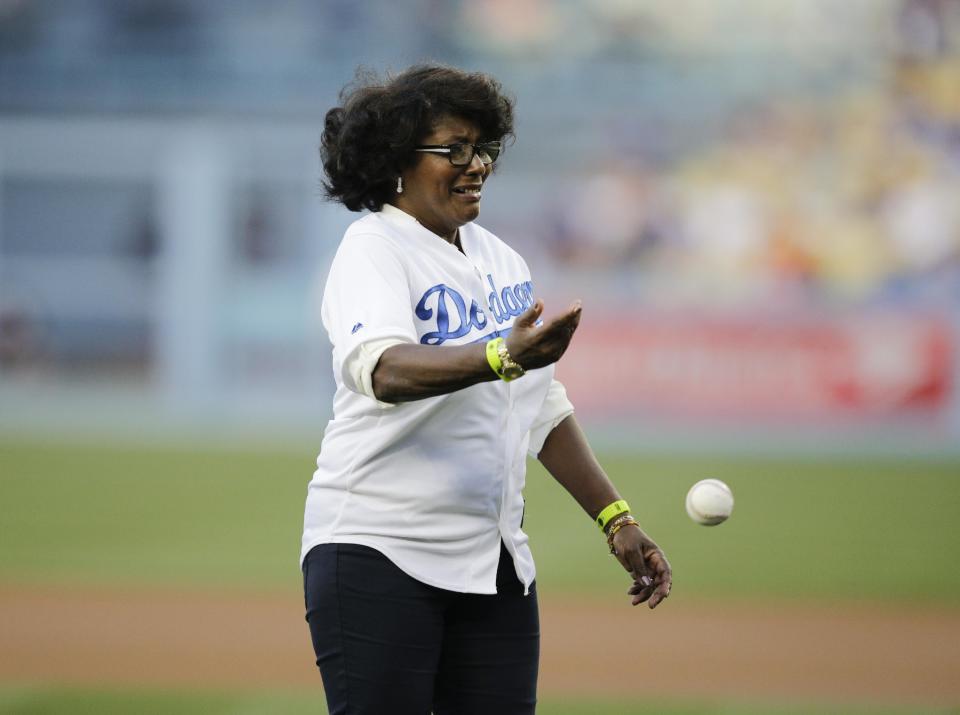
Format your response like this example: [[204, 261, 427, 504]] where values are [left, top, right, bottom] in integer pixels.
[[379, 203, 421, 228]]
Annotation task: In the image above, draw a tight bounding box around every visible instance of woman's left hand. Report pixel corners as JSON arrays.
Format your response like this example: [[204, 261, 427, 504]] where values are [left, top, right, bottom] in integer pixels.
[[610, 524, 672, 609]]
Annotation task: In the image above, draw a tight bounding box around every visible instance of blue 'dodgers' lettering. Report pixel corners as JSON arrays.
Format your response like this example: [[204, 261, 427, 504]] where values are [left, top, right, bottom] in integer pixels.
[[487, 274, 507, 323], [416, 275, 535, 345], [416, 284, 488, 345], [486, 273, 533, 324]]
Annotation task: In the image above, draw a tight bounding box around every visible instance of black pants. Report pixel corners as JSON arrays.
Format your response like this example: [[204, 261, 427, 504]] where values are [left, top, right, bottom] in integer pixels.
[[303, 542, 539, 715]]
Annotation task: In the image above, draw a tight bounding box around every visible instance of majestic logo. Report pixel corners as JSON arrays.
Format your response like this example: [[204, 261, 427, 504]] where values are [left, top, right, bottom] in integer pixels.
[[415, 274, 535, 345]]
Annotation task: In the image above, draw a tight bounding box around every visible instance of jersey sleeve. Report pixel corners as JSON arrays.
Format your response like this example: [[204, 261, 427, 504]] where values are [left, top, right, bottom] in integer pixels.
[[344, 335, 408, 405], [527, 379, 575, 457], [321, 232, 419, 395]]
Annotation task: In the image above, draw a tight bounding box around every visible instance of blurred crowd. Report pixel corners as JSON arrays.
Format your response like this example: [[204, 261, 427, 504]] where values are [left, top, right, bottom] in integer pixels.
[[533, 0, 960, 309]]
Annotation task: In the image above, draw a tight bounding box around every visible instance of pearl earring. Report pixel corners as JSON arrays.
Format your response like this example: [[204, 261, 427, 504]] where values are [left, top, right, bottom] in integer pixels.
[[396, 176, 403, 194]]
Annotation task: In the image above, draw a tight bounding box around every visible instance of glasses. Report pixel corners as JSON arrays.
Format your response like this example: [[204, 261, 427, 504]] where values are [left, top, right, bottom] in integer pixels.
[[414, 141, 502, 166]]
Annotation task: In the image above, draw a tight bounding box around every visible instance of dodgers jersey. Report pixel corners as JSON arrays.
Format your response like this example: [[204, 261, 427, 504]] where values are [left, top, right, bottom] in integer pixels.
[[301, 206, 562, 595]]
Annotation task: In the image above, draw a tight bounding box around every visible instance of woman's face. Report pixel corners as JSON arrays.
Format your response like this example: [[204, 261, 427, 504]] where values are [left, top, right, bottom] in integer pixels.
[[395, 115, 492, 242]]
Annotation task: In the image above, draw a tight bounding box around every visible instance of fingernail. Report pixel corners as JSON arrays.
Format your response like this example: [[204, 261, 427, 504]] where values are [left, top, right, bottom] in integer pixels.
[[641, 576, 652, 586]]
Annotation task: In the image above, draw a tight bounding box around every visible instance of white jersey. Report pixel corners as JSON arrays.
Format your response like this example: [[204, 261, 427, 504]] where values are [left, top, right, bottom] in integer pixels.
[[301, 206, 571, 595]]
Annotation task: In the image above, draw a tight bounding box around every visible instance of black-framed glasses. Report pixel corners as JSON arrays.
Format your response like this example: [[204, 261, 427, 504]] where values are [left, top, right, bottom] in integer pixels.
[[414, 141, 502, 166]]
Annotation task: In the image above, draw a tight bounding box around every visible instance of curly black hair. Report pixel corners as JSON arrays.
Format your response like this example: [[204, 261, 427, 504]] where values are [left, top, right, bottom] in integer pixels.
[[321, 64, 515, 212]]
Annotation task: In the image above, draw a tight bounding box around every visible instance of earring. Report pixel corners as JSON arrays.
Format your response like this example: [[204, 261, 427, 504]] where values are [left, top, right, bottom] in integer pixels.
[[396, 176, 403, 194]]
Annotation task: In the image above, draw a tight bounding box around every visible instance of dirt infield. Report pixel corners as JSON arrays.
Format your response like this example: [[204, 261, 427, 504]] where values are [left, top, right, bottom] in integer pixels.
[[1, 584, 959, 708]]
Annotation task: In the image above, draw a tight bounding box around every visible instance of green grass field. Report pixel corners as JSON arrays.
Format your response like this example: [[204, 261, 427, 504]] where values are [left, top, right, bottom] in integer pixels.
[[2, 437, 959, 714], [3, 439, 958, 603]]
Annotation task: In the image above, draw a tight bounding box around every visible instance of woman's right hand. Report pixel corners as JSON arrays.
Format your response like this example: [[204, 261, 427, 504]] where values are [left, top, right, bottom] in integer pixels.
[[505, 299, 582, 370]]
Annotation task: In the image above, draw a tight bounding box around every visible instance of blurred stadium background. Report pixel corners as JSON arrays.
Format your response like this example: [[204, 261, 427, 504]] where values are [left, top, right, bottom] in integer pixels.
[[1, 1, 959, 713]]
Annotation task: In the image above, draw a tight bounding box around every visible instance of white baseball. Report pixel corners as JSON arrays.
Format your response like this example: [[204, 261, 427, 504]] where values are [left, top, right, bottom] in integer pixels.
[[685, 479, 734, 526]]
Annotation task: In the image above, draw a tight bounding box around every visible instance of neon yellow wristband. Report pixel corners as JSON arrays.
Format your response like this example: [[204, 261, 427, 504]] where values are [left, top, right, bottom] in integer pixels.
[[596, 499, 630, 531], [485, 337, 504, 377]]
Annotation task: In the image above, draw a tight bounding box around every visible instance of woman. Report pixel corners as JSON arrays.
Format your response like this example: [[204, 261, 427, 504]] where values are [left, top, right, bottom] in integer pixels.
[[302, 64, 671, 715]]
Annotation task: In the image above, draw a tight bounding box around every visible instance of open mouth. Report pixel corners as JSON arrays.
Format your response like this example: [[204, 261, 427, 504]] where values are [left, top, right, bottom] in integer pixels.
[[452, 185, 482, 198]]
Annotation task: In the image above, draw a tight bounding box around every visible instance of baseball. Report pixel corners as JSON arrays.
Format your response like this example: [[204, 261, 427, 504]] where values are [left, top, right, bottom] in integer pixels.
[[685, 478, 734, 526]]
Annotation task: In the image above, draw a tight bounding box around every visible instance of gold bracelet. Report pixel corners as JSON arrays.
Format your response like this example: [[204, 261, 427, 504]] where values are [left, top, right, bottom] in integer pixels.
[[606, 515, 640, 554], [604, 513, 635, 535]]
